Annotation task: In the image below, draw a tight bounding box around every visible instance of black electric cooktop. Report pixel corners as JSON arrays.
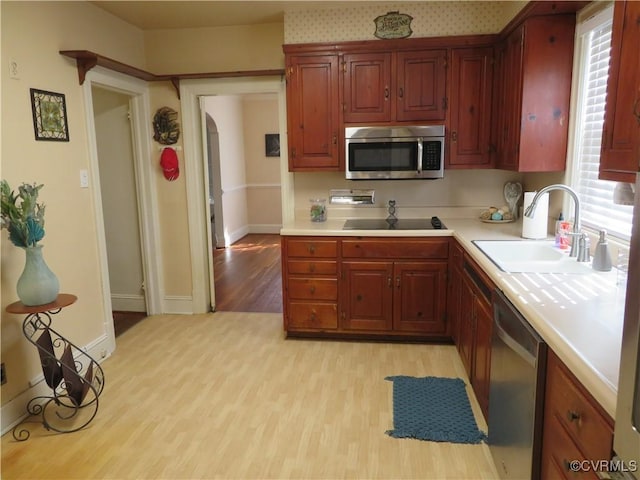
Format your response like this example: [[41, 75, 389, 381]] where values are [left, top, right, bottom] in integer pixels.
[[342, 216, 445, 230]]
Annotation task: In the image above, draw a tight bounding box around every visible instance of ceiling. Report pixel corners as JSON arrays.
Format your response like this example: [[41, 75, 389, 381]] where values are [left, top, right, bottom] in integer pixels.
[[91, 1, 376, 30]]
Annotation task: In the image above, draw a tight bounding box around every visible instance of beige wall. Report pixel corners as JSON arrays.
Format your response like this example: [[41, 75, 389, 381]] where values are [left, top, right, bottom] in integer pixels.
[[242, 95, 282, 230], [144, 23, 285, 73], [149, 82, 193, 298], [1, 1, 145, 406]]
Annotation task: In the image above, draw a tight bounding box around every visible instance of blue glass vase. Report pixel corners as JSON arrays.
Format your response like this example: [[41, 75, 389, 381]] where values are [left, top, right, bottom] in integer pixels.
[[16, 245, 59, 306]]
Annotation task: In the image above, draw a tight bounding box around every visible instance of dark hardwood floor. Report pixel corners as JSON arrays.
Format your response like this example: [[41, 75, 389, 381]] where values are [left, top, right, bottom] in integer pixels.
[[113, 311, 147, 337], [213, 234, 282, 313]]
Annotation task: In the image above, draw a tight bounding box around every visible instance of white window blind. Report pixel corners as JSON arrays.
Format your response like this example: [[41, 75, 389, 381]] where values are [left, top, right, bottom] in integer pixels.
[[570, 6, 634, 241]]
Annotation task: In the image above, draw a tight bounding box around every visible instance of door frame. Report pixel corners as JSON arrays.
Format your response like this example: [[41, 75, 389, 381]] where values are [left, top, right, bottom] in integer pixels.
[[82, 67, 164, 339], [180, 77, 292, 313]]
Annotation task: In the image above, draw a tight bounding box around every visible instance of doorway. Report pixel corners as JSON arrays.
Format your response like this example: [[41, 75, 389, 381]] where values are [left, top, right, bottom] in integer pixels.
[[180, 78, 290, 313], [91, 86, 147, 336], [201, 93, 283, 312]]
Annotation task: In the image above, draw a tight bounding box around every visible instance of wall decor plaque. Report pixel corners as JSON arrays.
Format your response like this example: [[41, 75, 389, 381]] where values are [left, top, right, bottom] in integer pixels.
[[374, 11, 413, 39], [30, 89, 69, 141]]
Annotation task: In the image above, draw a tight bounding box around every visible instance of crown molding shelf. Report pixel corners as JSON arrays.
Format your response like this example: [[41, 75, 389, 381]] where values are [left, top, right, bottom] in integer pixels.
[[59, 50, 285, 98]]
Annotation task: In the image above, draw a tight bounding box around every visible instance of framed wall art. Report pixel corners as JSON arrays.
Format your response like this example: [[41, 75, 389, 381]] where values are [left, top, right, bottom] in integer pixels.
[[30, 88, 69, 141], [265, 133, 280, 157]]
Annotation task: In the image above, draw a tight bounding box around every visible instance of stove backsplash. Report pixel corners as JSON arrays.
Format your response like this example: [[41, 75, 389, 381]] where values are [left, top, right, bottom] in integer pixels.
[[293, 170, 529, 219]]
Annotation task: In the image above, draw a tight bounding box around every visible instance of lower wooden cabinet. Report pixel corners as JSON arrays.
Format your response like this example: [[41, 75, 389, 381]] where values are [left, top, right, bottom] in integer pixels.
[[541, 350, 614, 480], [452, 245, 495, 421], [282, 236, 449, 338]]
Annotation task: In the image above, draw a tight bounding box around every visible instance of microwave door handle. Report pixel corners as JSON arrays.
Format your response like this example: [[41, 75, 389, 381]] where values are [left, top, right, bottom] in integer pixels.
[[417, 139, 423, 174]]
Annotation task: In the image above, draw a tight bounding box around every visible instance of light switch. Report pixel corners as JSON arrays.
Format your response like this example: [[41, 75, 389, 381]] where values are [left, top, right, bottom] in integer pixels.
[[80, 170, 89, 188]]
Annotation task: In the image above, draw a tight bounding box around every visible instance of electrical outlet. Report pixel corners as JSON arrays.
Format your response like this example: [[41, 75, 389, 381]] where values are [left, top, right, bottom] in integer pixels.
[[9, 58, 19, 79], [1, 363, 6, 385]]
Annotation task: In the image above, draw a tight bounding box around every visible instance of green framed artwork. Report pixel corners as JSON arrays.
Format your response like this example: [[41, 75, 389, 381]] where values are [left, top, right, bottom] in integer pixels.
[[30, 88, 69, 141]]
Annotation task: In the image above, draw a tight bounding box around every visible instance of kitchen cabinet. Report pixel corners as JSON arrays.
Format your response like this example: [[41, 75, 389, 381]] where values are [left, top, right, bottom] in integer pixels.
[[282, 237, 339, 331], [448, 47, 494, 168], [599, 0, 640, 183], [342, 49, 447, 124], [495, 15, 576, 172], [282, 235, 449, 338], [456, 253, 494, 421], [341, 238, 449, 335], [285, 54, 341, 171], [541, 350, 614, 479]]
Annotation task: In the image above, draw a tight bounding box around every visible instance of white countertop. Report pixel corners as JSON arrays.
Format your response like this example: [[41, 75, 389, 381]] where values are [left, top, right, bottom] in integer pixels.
[[281, 216, 624, 418]]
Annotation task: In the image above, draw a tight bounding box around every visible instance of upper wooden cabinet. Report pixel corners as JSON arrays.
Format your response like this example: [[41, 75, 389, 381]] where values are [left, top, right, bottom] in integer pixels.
[[448, 47, 494, 168], [342, 50, 447, 124], [495, 15, 576, 172], [285, 54, 341, 171], [599, 0, 640, 183]]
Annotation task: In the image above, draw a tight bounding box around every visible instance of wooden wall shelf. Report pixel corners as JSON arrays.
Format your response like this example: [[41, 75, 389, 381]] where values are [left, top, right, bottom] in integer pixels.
[[60, 50, 285, 98]]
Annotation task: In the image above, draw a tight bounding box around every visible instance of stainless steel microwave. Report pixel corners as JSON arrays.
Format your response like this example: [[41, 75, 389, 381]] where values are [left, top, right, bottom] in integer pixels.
[[345, 125, 445, 180]]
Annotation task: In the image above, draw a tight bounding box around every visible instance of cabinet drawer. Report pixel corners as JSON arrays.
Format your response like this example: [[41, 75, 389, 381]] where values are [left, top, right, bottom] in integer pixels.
[[287, 260, 337, 275], [287, 302, 338, 329], [286, 239, 338, 258], [541, 414, 600, 480], [288, 278, 337, 300], [545, 353, 613, 462], [342, 239, 449, 259]]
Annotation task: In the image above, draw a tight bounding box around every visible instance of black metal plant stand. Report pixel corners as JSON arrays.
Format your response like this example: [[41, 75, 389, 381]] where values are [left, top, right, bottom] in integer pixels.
[[6, 294, 105, 441]]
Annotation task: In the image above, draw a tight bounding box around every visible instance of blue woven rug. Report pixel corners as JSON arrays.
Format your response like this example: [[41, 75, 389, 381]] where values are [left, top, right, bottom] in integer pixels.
[[385, 375, 487, 444]]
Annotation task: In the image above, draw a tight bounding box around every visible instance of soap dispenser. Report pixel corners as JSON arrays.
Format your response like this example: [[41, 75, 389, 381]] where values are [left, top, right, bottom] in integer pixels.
[[592, 230, 613, 271]]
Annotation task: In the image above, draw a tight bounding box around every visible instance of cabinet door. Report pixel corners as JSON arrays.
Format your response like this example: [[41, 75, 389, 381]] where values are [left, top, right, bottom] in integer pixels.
[[599, 0, 640, 182], [393, 261, 448, 334], [396, 50, 447, 122], [472, 295, 493, 421], [342, 261, 393, 331], [497, 26, 524, 170], [343, 52, 392, 123], [448, 47, 494, 167], [458, 273, 476, 378], [286, 55, 341, 171]]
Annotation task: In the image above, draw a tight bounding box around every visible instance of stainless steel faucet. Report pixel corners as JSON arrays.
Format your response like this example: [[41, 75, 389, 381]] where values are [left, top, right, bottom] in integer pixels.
[[523, 184, 584, 259]]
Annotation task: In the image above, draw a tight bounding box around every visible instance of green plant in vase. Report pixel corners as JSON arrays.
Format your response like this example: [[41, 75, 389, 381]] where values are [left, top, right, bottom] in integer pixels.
[[1, 180, 59, 305]]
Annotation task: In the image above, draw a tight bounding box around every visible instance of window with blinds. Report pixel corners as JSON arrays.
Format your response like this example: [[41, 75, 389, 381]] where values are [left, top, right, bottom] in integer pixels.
[[570, 5, 634, 241]]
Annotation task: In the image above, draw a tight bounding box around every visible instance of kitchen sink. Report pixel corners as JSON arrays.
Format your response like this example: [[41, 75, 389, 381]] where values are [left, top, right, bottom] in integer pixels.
[[473, 240, 592, 274]]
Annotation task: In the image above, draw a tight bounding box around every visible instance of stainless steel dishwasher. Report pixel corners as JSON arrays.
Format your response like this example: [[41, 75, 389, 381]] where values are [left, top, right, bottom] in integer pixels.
[[489, 290, 547, 480]]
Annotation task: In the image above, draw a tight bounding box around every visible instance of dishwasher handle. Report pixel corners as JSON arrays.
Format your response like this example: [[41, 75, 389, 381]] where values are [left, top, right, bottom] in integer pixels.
[[494, 315, 537, 368], [493, 290, 542, 368]]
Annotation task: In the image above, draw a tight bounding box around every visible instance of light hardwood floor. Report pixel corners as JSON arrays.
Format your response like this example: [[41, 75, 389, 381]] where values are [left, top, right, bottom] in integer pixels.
[[1, 312, 498, 479]]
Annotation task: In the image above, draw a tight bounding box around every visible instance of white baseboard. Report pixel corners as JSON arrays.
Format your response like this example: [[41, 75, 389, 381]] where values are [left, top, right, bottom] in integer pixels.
[[226, 225, 250, 245], [1, 333, 111, 436], [163, 295, 194, 314], [111, 293, 146, 312]]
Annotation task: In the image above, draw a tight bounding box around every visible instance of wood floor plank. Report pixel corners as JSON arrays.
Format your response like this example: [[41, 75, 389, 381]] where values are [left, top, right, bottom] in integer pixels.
[[1, 312, 498, 479], [213, 234, 282, 313]]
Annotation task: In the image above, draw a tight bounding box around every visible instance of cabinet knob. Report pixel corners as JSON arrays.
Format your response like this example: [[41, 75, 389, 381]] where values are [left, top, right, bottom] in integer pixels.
[[384, 87, 390, 100], [387, 276, 392, 288], [308, 244, 315, 254], [567, 410, 581, 422], [310, 285, 316, 294], [398, 87, 404, 98], [396, 277, 401, 288], [451, 131, 458, 143], [309, 264, 316, 273], [310, 311, 317, 322]]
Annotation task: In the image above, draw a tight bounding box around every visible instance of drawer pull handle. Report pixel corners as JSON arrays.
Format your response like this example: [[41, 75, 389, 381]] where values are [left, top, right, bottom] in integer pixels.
[[308, 245, 315, 254], [387, 276, 392, 288], [310, 286, 316, 294], [567, 410, 581, 422], [396, 277, 401, 288], [310, 311, 317, 322], [309, 264, 315, 273]]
